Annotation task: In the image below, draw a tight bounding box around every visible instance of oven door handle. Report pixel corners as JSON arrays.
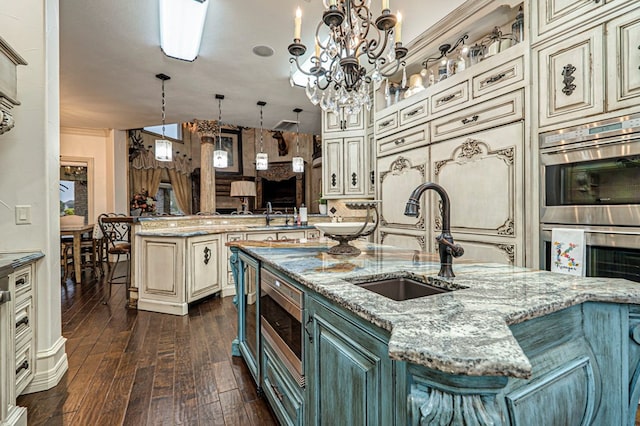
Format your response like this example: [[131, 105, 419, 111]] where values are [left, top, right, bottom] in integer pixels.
[[304, 316, 314, 343]]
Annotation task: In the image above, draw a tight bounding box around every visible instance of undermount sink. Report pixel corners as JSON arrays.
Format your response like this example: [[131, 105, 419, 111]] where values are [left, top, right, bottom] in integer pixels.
[[351, 276, 451, 301]]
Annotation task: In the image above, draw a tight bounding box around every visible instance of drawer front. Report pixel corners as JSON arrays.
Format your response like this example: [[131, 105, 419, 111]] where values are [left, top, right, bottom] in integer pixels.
[[263, 342, 303, 426], [306, 229, 320, 239], [473, 56, 525, 99], [399, 97, 429, 128], [15, 340, 34, 395], [431, 90, 523, 142], [246, 232, 277, 241], [14, 265, 32, 300], [14, 297, 33, 346], [377, 123, 429, 157], [277, 231, 306, 241], [375, 111, 399, 136], [431, 81, 469, 114]]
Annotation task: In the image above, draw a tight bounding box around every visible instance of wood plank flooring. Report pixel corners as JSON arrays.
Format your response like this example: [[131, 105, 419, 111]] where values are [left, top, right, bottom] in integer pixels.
[[18, 265, 277, 425]]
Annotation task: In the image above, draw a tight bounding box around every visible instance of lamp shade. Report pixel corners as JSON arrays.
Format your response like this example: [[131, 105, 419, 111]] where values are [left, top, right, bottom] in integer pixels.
[[292, 156, 304, 173], [256, 152, 269, 170], [230, 181, 256, 197], [155, 139, 173, 161]]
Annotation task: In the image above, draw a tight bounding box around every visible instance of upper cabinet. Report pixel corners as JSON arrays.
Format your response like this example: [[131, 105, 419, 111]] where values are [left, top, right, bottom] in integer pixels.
[[0, 37, 27, 135], [530, 0, 610, 43], [322, 136, 368, 198], [323, 109, 365, 133], [535, 2, 640, 128]]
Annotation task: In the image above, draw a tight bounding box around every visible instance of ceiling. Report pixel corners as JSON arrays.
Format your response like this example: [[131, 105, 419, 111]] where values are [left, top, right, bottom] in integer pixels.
[[60, 0, 465, 135]]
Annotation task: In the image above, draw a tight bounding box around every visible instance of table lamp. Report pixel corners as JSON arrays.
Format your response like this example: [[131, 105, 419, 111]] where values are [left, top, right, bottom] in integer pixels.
[[230, 181, 257, 214]]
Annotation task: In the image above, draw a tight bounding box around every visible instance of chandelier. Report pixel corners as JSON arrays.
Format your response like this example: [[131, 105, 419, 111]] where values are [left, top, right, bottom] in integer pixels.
[[288, 0, 408, 116]]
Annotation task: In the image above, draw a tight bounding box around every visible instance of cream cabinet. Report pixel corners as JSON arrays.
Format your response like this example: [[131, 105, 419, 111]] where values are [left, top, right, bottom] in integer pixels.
[[536, 26, 604, 128], [186, 235, 221, 303], [367, 132, 375, 196], [137, 235, 222, 315], [429, 121, 524, 265], [530, 0, 610, 43], [11, 265, 35, 397], [322, 136, 368, 199], [323, 109, 365, 133], [376, 145, 431, 251], [606, 12, 640, 112]]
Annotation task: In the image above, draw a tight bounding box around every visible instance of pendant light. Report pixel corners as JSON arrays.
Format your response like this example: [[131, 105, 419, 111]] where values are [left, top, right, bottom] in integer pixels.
[[255, 101, 268, 170], [154, 73, 172, 162], [292, 108, 304, 173], [213, 94, 228, 168]]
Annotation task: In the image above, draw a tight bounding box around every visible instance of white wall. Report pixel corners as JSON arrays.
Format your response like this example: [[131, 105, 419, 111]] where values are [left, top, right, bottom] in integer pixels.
[[0, 0, 68, 392]]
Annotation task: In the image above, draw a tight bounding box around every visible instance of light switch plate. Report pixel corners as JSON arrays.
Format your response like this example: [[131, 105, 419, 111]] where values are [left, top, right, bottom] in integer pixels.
[[15, 205, 31, 225]]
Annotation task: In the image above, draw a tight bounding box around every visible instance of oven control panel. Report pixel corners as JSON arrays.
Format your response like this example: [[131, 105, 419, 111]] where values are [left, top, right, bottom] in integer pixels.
[[541, 114, 640, 148]]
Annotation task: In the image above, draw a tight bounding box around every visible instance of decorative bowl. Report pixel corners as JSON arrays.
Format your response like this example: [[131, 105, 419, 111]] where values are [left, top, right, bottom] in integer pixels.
[[314, 222, 375, 236]]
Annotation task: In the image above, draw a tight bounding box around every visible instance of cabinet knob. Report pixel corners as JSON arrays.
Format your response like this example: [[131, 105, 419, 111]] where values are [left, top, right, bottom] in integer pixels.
[[486, 72, 506, 84], [16, 277, 26, 287], [380, 119, 393, 128], [461, 115, 479, 125], [16, 360, 29, 375], [203, 246, 211, 265], [351, 173, 358, 187], [561, 64, 577, 96], [438, 93, 456, 104], [394, 138, 406, 145], [331, 173, 337, 187], [405, 107, 423, 117], [16, 316, 29, 328], [305, 316, 314, 343]]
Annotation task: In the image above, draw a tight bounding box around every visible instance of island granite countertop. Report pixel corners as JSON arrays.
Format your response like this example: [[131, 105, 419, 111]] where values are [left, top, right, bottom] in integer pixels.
[[229, 238, 640, 379]]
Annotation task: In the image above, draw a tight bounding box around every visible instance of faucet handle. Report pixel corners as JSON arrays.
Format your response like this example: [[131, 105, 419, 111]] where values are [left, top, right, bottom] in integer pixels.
[[436, 235, 464, 258]]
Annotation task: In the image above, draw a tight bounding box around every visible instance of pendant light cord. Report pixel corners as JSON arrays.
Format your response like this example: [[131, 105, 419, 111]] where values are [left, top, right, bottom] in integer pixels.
[[161, 79, 166, 140], [217, 97, 222, 149], [259, 104, 264, 153], [296, 110, 300, 154]]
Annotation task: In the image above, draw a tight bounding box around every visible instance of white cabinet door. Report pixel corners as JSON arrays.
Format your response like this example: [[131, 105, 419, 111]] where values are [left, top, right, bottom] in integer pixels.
[[377, 146, 429, 232], [537, 26, 604, 127], [531, 0, 610, 43], [323, 138, 343, 197], [344, 136, 365, 196], [367, 133, 376, 197], [323, 110, 365, 132], [187, 235, 221, 303], [138, 237, 186, 314], [606, 12, 640, 111]]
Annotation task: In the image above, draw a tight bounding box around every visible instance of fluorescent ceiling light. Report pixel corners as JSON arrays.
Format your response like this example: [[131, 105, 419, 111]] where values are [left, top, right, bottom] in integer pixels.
[[159, 0, 209, 61]]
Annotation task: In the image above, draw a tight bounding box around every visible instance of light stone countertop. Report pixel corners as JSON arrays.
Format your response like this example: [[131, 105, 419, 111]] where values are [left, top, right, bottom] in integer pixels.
[[229, 239, 640, 379], [135, 224, 317, 237]]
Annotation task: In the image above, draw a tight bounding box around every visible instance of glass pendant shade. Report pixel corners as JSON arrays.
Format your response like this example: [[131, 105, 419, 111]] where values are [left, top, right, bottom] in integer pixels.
[[155, 139, 172, 161], [256, 152, 269, 170], [214, 149, 228, 168], [292, 156, 304, 173]]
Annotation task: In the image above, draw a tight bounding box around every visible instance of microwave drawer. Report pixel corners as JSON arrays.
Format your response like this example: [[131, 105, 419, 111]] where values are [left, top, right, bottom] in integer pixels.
[[377, 123, 429, 157], [431, 90, 523, 142]]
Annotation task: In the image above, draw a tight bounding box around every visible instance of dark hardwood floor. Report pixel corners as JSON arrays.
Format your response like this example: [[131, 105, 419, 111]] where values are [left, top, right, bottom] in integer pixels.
[[18, 265, 277, 425]]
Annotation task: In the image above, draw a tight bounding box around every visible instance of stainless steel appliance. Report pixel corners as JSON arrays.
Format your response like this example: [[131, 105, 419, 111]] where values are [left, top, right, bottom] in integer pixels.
[[539, 114, 640, 282], [540, 113, 640, 226], [260, 268, 304, 386]]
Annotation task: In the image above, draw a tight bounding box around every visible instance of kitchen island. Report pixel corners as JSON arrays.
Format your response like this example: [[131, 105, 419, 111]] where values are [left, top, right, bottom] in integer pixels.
[[229, 238, 640, 425]]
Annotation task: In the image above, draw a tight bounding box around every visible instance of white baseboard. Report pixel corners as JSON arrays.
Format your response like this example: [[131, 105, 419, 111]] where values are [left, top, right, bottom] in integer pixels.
[[21, 336, 68, 394]]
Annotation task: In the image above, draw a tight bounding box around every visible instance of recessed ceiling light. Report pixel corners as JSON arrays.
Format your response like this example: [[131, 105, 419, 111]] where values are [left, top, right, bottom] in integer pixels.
[[252, 45, 274, 57]]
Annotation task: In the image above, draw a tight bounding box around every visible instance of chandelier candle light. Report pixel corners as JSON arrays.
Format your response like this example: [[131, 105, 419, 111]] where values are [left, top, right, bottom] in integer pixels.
[[155, 73, 172, 162], [213, 94, 228, 168], [292, 108, 304, 173], [288, 0, 408, 116], [256, 101, 268, 171]]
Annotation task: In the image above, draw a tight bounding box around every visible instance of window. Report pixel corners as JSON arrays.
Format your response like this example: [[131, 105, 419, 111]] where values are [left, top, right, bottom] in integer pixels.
[[144, 123, 182, 140], [156, 183, 183, 215], [60, 161, 89, 217]]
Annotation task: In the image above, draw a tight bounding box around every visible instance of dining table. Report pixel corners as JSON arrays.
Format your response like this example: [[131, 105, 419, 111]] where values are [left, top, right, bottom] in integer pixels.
[[60, 223, 94, 284]]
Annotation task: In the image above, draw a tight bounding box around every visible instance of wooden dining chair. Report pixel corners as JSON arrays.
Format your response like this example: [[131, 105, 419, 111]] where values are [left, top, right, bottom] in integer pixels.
[[98, 213, 131, 304]]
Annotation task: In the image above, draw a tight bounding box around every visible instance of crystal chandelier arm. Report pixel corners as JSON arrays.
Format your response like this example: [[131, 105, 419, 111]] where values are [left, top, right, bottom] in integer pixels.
[[289, 56, 324, 78], [379, 58, 406, 78]]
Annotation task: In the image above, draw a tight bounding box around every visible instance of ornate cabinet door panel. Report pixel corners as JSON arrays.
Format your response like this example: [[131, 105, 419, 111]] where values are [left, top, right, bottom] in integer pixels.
[[139, 237, 185, 305], [323, 138, 343, 197], [606, 12, 640, 111], [367, 133, 376, 197], [187, 235, 221, 303], [430, 122, 523, 239], [531, 0, 609, 43], [344, 136, 365, 196], [377, 146, 429, 231], [537, 26, 604, 128]]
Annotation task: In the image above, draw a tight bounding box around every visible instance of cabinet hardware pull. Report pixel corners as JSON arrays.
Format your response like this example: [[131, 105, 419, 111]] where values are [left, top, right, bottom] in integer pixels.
[[270, 383, 284, 401], [331, 173, 337, 187], [16, 316, 29, 328], [16, 277, 26, 287], [203, 246, 211, 265], [438, 93, 456, 104], [351, 173, 358, 186], [461, 115, 479, 125], [380, 119, 393, 128], [405, 107, 423, 117], [16, 360, 29, 375], [305, 316, 314, 343], [486, 72, 506, 84], [370, 171, 375, 185], [394, 138, 406, 145], [561, 64, 576, 96]]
